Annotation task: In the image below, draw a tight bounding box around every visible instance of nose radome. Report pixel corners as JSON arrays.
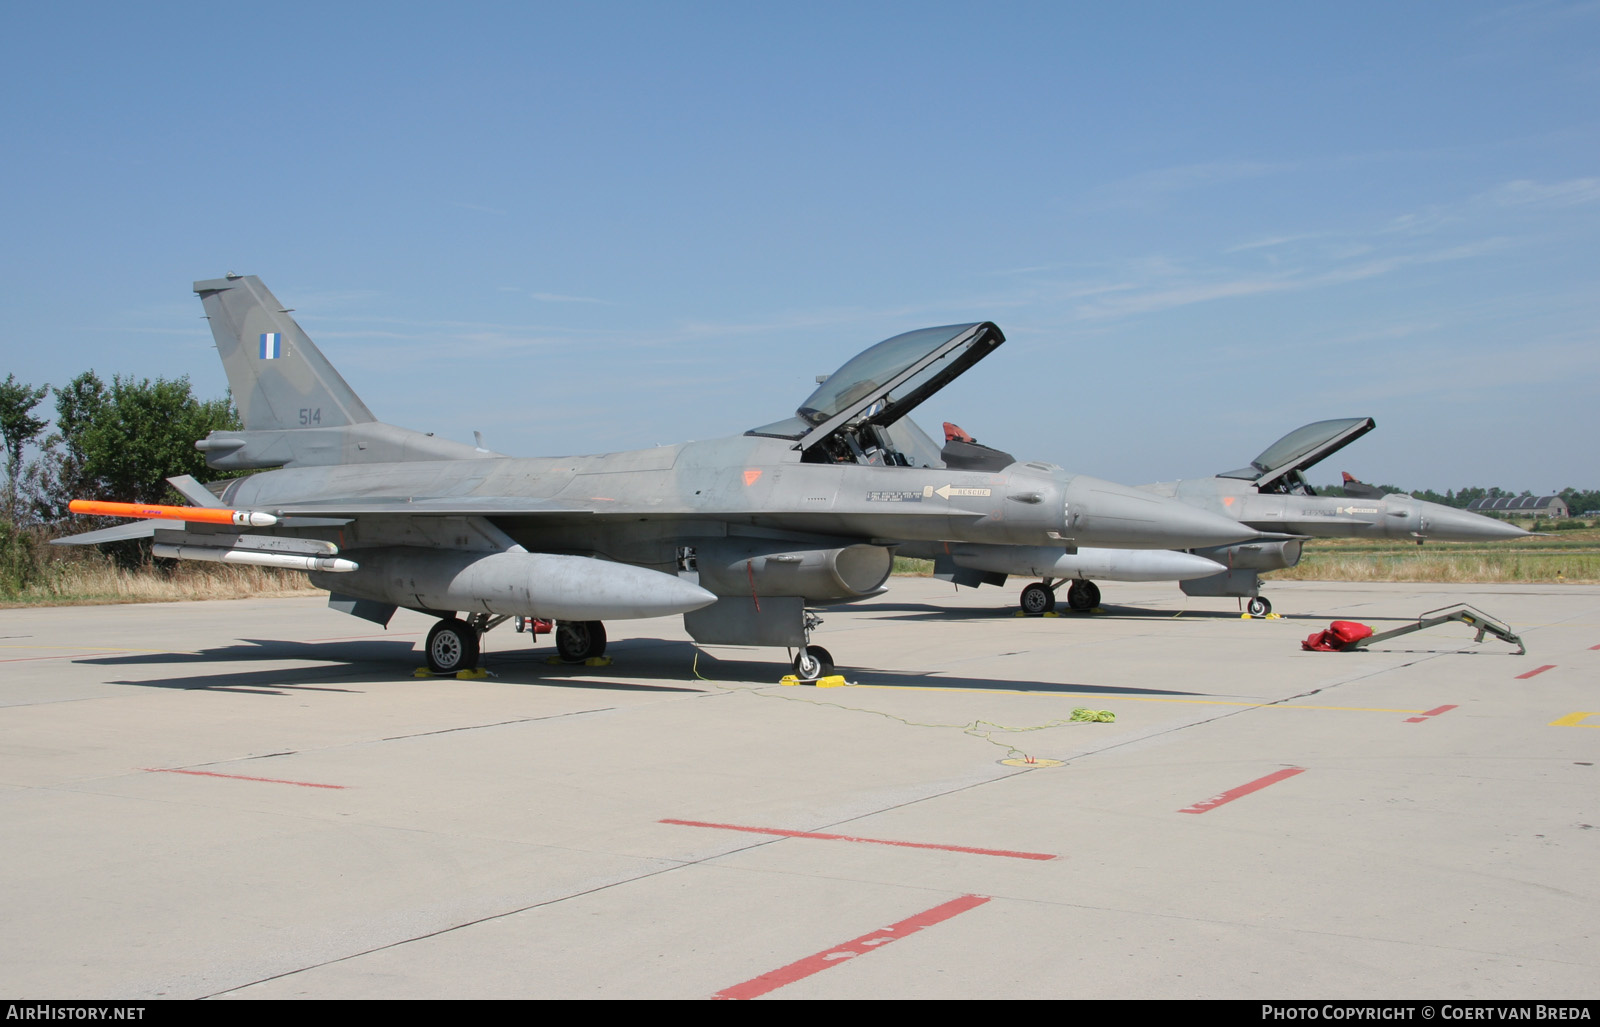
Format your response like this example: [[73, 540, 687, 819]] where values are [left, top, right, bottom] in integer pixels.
[[1417, 502, 1532, 542]]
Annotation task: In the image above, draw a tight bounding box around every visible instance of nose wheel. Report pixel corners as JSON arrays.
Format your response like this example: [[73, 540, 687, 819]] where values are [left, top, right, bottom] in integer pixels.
[[792, 645, 834, 682], [1246, 596, 1271, 617], [790, 610, 835, 682]]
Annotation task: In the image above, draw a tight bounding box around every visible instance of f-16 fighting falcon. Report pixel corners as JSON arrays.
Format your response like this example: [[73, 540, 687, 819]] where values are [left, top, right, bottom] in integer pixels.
[[922, 418, 1527, 616], [58, 275, 1262, 679]]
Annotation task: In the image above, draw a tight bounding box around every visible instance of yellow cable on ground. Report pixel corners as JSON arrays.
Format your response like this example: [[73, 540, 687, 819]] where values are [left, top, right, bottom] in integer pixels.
[[689, 650, 1115, 762]]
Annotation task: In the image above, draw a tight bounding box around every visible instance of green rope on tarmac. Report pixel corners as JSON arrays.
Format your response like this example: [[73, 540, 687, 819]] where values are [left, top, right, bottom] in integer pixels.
[[1070, 707, 1116, 723]]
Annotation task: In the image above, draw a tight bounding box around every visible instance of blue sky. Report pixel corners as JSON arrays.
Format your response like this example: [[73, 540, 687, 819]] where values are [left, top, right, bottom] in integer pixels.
[[2, 2, 1595, 493]]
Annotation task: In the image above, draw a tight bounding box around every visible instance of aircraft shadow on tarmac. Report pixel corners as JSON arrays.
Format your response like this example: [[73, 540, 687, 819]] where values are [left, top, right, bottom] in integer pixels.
[[75, 635, 1226, 700], [80, 636, 707, 696], [482, 639, 1221, 698]]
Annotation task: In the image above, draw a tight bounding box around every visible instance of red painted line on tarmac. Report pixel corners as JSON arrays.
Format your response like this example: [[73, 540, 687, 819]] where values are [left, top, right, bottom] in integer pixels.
[[143, 767, 345, 790], [1516, 665, 1557, 680], [1404, 704, 1458, 723], [660, 818, 1058, 861], [1178, 767, 1305, 814], [714, 894, 989, 1000]]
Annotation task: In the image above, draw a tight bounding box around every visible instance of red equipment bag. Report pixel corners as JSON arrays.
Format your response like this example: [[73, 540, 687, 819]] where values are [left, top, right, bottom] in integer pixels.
[[1301, 620, 1374, 652]]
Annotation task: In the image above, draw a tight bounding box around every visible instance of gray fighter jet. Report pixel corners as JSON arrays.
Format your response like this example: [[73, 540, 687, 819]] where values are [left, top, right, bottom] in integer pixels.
[[894, 424, 1230, 607], [59, 275, 1261, 678], [931, 417, 1528, 616]]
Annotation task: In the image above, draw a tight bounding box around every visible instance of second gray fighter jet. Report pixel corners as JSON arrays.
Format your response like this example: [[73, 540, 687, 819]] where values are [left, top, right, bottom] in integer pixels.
[[925, 418, 1526, 615]]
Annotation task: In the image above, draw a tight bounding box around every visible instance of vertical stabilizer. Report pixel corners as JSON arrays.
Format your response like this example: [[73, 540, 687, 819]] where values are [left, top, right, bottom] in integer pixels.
[[193, 275, 377, 431]]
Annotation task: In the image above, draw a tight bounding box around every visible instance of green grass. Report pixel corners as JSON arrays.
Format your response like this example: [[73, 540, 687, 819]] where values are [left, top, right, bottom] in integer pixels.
[[1268, 527, 1600, 583]]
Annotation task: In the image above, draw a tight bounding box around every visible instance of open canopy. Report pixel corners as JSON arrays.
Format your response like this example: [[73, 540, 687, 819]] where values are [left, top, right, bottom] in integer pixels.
[[748, 322, 1004, 464], [1218, 417, 1376, 494]]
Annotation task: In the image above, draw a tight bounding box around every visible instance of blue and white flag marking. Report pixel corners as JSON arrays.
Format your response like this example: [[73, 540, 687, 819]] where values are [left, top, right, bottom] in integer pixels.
[[259, 333, 282, 360]]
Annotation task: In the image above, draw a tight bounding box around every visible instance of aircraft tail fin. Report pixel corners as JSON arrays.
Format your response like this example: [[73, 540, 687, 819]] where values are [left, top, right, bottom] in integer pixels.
[[193, 275, 377, 431]]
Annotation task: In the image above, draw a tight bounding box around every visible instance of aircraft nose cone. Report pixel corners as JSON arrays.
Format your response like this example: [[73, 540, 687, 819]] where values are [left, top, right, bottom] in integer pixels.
[[1421, 503, 1532, 542], [1067, 477, 1259, 549]]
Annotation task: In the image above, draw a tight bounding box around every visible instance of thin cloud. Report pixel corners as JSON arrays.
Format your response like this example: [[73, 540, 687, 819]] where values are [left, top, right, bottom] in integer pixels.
[[1487, 177, 1600, 208], [529, 292, 608, 304], [1068, 240, 1506, 321], [1082, 160, 1295, 210]]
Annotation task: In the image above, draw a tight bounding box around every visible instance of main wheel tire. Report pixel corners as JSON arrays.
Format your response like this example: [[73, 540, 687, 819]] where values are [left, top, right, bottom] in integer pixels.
[[1020, 582, 1056, 615], [1067, 580, 1099, 613], [555, 620, 607, 662], [793, 645, 834, 682], [426, 618, 480, 674], [1247, 597, 1271, 617]]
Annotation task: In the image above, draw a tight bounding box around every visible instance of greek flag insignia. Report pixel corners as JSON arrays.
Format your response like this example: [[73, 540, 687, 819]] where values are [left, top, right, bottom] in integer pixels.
[[259, 333, 282, 360]]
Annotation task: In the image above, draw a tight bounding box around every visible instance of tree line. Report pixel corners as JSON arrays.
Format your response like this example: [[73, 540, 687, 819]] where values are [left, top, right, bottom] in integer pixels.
[[1, 371, 239, 589], [1319, 481, 1600, 517]]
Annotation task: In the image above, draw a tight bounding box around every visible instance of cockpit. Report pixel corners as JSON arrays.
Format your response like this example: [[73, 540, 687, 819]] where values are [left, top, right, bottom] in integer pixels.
[[1217, 417, 1377, 496], [747, 322, 1005, 466]]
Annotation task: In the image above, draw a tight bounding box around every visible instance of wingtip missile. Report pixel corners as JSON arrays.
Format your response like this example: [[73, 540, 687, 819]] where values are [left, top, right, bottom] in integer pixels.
[[68, 499, 279, 528]]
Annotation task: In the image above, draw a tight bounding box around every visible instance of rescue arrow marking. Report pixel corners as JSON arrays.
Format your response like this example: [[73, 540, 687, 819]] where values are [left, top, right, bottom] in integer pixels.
[[925, 484, 992, 500]]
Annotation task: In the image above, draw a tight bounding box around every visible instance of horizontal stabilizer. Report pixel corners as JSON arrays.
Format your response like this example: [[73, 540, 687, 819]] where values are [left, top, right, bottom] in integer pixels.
[[51, 521, 161, 546], [166, 475, 226, 508]]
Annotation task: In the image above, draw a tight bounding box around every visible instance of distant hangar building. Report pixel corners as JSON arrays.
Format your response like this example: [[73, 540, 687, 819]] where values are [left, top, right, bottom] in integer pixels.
[[1466, 495, 1569, 518]]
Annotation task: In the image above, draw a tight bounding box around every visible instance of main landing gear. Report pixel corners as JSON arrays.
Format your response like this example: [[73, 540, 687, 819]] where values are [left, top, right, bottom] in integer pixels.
[[1246, 596, 1272, 617], [1020, 582, 1055, 614], [426, 617, 480, 674], [422, 614, 610, 673], [554, 620, 607, 662], [1018, 579, 1101, 615]]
